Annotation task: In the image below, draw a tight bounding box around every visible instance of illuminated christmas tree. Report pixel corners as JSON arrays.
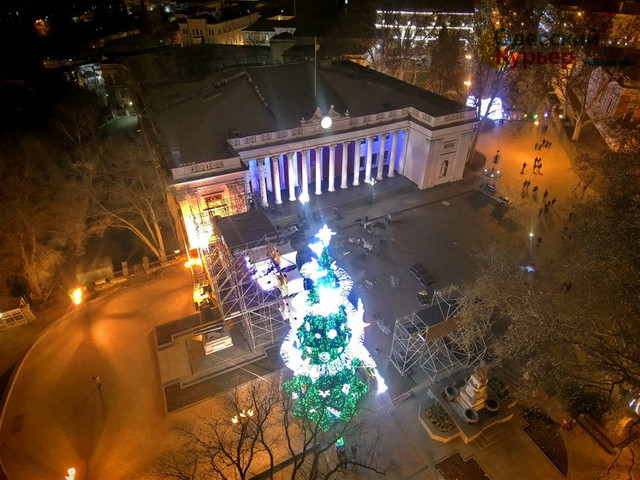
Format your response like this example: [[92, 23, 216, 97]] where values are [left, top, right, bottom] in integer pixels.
[[281, 225, 387, 431]]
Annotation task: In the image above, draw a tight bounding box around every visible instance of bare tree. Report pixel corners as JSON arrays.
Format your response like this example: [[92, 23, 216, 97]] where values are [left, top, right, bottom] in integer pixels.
[[456, 147, 640, 426], [71, 136, 170, 262], [154, 378, 390, 480], [0, 134, 87, 298], [424, 27, 465, 98], [554, 58, 628, 141], [52, 89, 104, 147]]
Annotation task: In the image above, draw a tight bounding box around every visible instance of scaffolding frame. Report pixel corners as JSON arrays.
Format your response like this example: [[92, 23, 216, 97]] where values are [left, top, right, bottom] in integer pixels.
[[180, 178, 250, 256], [389, 285, 488, 384], [204, 218, 289, 353]]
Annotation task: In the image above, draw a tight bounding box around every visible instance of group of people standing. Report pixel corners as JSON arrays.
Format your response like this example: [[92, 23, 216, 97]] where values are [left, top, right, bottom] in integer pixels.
[[521, 157, 543, 174], [534, 139, 553, 150]]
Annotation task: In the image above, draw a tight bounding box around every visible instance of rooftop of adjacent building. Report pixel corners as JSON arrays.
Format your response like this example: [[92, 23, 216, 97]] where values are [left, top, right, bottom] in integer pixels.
[[145, 60, 472, 167]]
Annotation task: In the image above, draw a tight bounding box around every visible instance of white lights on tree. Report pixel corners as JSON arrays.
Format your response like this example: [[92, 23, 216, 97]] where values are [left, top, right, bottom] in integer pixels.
[[280, 225, 389, 403], [326, 406, 341, 417], [315, 225, 336, 245]]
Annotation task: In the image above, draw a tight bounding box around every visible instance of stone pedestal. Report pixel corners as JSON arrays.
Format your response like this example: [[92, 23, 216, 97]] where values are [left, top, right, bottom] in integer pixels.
[[459, 363, 489, 411]]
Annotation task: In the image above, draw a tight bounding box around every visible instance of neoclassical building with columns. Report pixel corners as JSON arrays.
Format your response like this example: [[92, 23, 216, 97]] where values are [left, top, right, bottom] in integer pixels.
[[151, 61, 477, 250]]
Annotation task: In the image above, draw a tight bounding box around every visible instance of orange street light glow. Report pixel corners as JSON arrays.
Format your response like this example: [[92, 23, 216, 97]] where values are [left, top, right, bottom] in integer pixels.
[[66, 467, 76, 480], [184, 258, 202, 268], [71, 288, 83, 305]]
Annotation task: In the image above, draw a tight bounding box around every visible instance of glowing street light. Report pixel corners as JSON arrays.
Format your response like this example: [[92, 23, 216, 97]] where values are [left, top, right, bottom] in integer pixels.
[[463, 80, 472, 87], [70, 288, 83, 306], [65, 467, 76, 480], [231, 408, 254, 424]]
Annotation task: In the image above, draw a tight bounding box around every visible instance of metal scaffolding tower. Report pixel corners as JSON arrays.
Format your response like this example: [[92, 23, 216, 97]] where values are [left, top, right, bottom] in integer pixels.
[[204, 219, 289, 352], [389, 285, 488, 384]]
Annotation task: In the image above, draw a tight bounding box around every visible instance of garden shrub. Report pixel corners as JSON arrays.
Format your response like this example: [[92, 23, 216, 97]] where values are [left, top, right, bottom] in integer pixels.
[[425, 403, 455, 432], [488, 375, 511, 401], [562, 384, 606, 422]]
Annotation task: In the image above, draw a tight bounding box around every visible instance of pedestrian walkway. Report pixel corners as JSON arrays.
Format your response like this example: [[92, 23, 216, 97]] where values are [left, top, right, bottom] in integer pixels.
[[0, 124, 604, 480]]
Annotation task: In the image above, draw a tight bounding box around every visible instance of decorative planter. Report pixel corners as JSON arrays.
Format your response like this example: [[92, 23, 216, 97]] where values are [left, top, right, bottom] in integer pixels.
[[444, 385, 459, 401], [485, 398, 500, 413], [464, 408, 480, 424]]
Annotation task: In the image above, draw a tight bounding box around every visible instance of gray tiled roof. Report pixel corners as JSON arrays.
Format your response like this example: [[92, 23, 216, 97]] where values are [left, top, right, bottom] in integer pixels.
[[151, 61, 471, 167]]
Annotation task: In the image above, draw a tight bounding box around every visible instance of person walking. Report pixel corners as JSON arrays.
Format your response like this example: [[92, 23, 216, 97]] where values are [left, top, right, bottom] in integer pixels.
[[548, 141, 553, 148], [537, 161, 543, 173], [523, 179, 528, 189], [551, 198, 556, 207], [532, 185, 539, 194], [521, 162, 527, 174], [543, 189, 549, 200], [526, 180, 531, 189], [536, 235, 543, 247], [534, 142, 539, 150]]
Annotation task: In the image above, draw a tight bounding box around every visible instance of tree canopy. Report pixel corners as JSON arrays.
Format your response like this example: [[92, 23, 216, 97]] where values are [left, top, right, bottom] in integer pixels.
[[457, 149, 640, 420], [0, 133, 87, 299]]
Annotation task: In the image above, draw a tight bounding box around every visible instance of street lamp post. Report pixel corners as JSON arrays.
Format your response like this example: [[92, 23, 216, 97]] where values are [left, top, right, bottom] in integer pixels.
[[367, 178, 377, 204], [70, 287, 88, 319]]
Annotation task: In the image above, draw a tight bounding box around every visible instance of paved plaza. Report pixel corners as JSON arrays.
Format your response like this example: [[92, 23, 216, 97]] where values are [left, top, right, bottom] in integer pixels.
[[0, 123, 613, 480]]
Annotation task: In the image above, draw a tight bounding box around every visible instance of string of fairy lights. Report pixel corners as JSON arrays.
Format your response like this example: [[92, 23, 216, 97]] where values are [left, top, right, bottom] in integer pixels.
[[280, 225, 387, 431]]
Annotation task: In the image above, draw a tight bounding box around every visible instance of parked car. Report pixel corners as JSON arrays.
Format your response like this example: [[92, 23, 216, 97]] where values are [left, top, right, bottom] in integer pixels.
[[478, 183, 496, 196]]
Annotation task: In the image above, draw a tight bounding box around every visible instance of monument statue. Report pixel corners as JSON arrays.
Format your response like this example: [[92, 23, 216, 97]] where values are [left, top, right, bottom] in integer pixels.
[[459, 362, 489, 411]]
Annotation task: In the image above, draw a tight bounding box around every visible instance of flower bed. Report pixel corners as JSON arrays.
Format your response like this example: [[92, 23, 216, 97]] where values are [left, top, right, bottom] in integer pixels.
[[425, 403, 455, 432], [523, 408, 568, 477], [488, 375, 511, 401], [436, 452, 490, 480]]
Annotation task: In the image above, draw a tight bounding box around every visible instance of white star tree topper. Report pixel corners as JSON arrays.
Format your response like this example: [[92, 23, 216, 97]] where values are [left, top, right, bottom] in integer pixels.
[[315, 225, 336, 246]]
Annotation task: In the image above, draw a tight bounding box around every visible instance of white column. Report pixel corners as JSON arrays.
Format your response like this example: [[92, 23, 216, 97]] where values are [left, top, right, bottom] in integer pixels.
[[287, 153, 296, 201], [396, 130, 407, 175], [353, 139, 362, 186], [328, 144, 336, 192], [315, 147, 323, 195], [258, 158, 268, 207], [306, 150, 312, 184], [341, 142, 349, 189], [376, 133, 386, 181], [273, 155, 282, 204], [364, 136, 373, 183], [265, 156, 273, 191], [249, 160, 259, 192], [243, 172, 251, 199], [301, 150, 309, 199], [388, 131, 399, 178], [279, 155, 286, 188]]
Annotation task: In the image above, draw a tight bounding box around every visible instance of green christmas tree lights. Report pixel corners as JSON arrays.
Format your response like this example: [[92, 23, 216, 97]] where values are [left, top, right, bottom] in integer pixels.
[[281, 225, 387, 431]]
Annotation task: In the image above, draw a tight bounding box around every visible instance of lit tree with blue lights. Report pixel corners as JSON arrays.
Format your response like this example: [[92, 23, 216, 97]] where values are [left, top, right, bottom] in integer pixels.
[[281, 225, 387, 431]]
